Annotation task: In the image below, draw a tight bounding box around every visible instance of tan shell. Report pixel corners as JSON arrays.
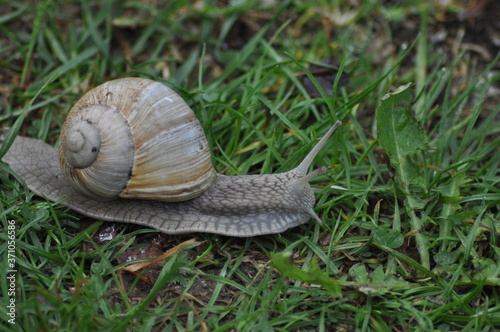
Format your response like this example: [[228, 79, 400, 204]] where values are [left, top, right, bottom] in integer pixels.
[[58, 77, 217, 201]]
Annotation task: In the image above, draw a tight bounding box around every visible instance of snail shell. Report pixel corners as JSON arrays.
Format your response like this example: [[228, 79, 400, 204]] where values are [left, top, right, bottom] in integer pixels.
[[58, 78, 216, 201]]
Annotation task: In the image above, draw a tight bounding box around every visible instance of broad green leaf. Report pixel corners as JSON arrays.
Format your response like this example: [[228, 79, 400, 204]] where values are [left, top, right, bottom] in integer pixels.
[[376, 83, 430, 268], [378, 83, 426, 158], [373, 227, 404, 249], [471, 257, 500, 284], [433, 251, 460, 266], [349, 264, 411, 295], [271, 252, 341, 297], [376, 83, 428, 198], [348, 263, 369, 283]]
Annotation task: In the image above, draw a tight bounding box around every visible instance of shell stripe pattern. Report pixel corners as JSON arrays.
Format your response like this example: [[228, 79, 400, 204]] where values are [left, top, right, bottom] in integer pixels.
[[58, 78, 216, 201]]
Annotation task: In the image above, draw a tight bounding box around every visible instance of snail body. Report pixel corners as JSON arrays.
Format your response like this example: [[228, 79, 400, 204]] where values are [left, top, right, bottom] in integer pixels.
[[2, 78, 341, 237]]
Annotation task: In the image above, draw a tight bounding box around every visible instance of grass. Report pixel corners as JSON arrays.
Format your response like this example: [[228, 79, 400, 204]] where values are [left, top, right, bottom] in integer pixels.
[[1, 0, 500, 331]]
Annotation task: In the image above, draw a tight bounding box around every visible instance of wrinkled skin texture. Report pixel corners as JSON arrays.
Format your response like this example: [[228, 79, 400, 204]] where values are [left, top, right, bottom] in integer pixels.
[[3, 136, 318, 237]]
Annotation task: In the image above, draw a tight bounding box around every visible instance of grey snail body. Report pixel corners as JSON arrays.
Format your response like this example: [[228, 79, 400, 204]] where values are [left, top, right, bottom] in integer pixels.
[[2, 78, 342, 237]]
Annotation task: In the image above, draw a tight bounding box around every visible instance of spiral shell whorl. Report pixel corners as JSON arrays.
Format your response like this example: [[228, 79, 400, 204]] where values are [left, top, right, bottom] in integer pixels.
[[64, 120, 100, 168], [58, 78, 217, 202], [59, 103, 135, 200]]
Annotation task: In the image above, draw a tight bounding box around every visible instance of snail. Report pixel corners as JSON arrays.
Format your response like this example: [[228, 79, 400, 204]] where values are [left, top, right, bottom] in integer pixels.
[[2, 78, 342, 237]]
